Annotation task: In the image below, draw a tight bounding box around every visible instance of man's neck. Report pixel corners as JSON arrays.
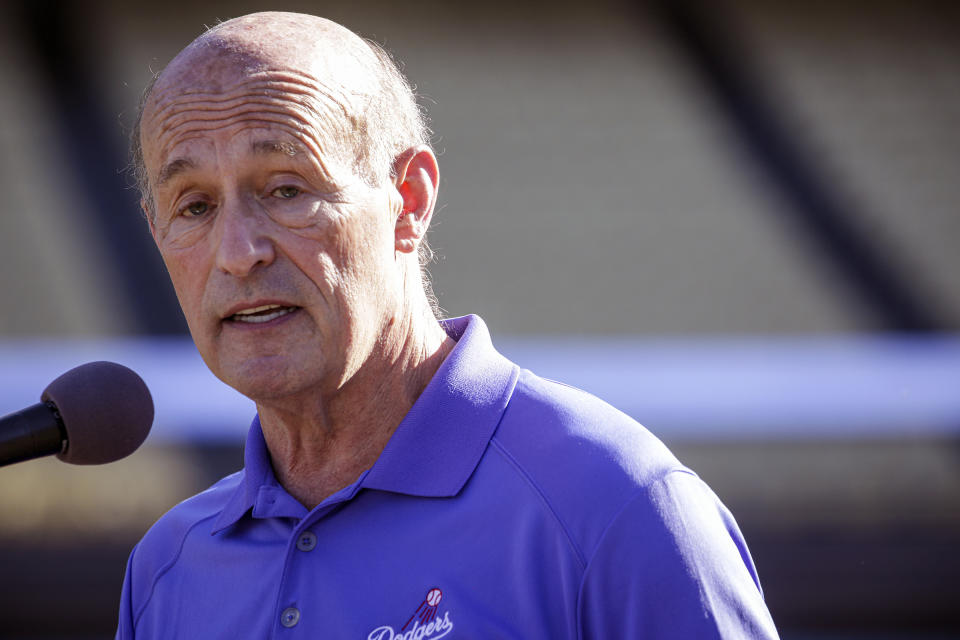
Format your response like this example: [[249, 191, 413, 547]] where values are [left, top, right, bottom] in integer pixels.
[[254, 309, 454, 510]]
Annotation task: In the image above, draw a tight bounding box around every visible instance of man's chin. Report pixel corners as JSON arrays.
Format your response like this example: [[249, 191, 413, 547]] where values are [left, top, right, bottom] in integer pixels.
[[212, 354, 323, 402]]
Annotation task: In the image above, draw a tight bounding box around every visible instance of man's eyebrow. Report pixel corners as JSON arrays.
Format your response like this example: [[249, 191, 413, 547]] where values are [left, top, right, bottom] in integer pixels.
[[251, 140, 304, 157], [155, 142, 304, 187], [157, 157, 196, 187]]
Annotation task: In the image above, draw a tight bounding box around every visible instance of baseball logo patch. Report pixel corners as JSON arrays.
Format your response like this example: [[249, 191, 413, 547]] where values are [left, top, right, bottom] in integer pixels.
[[366, 588, 454, 640]]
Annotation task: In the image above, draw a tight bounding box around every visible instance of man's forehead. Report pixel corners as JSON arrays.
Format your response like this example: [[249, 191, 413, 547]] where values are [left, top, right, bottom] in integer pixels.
[[142, 72, 346, 179], [140, 13, 382, 180]]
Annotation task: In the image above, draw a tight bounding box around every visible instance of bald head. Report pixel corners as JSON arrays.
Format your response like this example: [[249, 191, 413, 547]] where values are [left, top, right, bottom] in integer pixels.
[[155, 13, 377, 102], [133, 12, 429, 211]]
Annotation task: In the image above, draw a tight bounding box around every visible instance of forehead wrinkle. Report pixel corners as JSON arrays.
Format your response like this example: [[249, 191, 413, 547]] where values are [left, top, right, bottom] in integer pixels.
[[148, 82, 355, 174], [151, 68, 346, 100], [156, 112, 325, 164], [152, 94, 347, 140], [155, 101, 314, 140], [147, 71, 355, 131], [148, 85, 348, 129]]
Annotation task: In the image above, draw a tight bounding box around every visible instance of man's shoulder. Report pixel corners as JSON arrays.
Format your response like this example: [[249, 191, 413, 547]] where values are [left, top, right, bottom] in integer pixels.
[[494, 368, 686, 487], [131, 470, 244, 572], [488, 369, 690, 555]]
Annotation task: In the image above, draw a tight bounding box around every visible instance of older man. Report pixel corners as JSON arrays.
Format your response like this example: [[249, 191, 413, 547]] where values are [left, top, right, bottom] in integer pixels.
[[118, 11, 778, 640]]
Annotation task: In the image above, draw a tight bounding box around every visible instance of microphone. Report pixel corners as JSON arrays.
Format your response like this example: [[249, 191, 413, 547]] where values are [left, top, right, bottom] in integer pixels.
[[0, 361, 154, 467]]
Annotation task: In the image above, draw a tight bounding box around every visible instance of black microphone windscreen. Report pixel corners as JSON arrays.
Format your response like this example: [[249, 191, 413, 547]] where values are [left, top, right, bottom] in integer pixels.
[[40, 361, 154, 465]]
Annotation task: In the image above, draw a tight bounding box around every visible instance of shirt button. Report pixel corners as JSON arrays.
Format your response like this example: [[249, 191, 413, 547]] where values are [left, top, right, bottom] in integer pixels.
[[280, 607, 300, 628], [296, 531, 317, 552]]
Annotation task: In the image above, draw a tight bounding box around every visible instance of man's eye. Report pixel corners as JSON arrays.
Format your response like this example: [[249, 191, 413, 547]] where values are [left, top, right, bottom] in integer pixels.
[[183, 201, 209, 217], [271, 186, 300, 199]]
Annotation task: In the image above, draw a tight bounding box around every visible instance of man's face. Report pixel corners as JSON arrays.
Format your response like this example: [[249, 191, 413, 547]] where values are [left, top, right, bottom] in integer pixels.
[[141, 63, 404, 401]]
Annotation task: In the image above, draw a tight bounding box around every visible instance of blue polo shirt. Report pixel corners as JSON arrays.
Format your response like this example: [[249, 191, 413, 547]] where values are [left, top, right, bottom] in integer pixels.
[[116, 315, 778, 639]]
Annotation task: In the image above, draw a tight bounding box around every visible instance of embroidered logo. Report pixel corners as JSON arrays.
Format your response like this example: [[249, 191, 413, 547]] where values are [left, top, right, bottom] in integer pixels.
[[366, 588, 454, 640]]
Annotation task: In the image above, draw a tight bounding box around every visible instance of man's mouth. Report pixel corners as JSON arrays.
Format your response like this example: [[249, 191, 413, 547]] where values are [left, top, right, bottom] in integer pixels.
[[228, 304, 299, 324]]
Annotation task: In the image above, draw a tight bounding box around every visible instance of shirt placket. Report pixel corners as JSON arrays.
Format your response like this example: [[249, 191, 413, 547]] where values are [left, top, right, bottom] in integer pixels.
[[269, 476, 368, 638]]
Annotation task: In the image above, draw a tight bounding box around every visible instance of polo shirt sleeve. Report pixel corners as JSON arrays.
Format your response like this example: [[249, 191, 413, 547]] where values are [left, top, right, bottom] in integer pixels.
[[115, 544, 138, 640], [578, 469, 779, 639]]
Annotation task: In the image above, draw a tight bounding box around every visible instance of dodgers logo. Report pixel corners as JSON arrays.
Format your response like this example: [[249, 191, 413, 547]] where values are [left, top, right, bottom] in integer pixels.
[[367, 588, 454, 640]]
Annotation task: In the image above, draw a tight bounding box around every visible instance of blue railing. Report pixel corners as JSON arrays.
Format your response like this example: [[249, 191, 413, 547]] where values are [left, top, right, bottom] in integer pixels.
[[1, 334, 958, 442]]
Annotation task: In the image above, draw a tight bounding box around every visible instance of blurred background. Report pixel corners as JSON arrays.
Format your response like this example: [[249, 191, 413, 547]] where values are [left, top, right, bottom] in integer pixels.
[[1, 0, 958, 637]]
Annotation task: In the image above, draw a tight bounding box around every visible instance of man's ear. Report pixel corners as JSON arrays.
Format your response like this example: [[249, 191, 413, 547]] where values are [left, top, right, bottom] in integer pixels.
[[392, 146, 439, 254]]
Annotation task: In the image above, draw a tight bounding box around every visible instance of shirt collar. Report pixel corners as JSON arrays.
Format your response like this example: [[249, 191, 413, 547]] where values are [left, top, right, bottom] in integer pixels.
[[362, 314, 519, 496], [212, 315, 518, 534], [211, 414, 283, 534]]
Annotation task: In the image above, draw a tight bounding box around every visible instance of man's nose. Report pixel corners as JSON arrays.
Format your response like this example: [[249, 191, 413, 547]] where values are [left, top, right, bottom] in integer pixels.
[[214, 195, 276, 277]]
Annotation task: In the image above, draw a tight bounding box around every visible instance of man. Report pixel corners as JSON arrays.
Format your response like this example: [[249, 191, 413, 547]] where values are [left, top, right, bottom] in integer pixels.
[[118, 11, 778, 639]]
